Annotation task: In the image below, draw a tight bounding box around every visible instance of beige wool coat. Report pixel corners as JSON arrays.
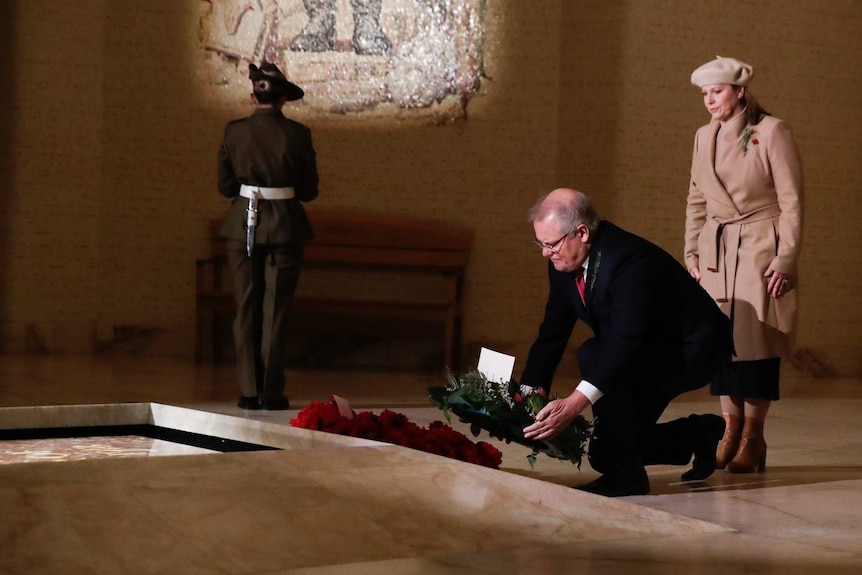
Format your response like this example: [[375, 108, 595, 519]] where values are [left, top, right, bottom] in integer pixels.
[[684, 111, 803, 361]]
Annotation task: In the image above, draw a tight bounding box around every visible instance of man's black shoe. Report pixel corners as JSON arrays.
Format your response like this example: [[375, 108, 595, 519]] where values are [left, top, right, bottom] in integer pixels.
[[237, 396, 261, 410], [682, 414, 725, 481], [576, 468, 649, 497], [261, 396, 290, 411]]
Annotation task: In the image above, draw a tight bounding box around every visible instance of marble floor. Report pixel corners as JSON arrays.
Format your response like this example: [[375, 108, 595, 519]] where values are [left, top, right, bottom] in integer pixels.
[[1, 354, 861, 574]]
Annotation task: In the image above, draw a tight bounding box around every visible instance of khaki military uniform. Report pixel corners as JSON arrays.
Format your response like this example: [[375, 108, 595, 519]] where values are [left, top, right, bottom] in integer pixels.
[[217, 107, 319, 403]]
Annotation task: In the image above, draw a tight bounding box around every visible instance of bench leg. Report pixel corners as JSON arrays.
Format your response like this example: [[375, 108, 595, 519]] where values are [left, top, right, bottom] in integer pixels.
[[444, 313, 462, 371], [195, 304, 222, 364], [195, 305, 204, 363]]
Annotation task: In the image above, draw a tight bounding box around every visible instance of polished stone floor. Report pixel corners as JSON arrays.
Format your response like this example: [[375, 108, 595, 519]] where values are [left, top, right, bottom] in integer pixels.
[[1, 355, 861, 574]]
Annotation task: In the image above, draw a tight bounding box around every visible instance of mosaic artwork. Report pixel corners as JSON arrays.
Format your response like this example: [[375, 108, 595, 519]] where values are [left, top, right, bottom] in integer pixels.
[[0, 436, 215, 464], [198, 0, 486, 120]]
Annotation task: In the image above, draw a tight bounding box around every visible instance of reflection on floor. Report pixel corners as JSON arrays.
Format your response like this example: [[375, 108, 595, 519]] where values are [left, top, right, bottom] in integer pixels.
[[1, 355, 861, 574]]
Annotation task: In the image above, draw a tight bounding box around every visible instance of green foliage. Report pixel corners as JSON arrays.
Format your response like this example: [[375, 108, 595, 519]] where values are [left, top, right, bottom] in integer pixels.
[[429, 369, 593, 470]]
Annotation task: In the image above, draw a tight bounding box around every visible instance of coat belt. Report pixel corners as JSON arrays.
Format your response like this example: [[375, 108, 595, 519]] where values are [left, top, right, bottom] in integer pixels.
[[704, 203, 782, 302], [239, 184, 295, 200]]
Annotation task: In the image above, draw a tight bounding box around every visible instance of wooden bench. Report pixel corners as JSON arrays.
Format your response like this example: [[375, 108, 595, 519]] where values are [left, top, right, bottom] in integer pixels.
[[195, 211, 474, 370]]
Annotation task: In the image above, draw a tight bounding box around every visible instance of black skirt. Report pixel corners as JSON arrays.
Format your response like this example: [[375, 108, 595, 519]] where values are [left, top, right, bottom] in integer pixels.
[[710, 358, 781, 401]]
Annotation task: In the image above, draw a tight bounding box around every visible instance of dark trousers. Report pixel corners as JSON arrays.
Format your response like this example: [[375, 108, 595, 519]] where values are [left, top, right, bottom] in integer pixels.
[[588, 385, 692, 474], [226, 240, 303, 402], [587, 343, 729, 475]]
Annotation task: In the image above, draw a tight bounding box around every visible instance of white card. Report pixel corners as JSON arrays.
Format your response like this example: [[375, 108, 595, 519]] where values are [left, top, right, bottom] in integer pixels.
[[477, 347, 515, 383]]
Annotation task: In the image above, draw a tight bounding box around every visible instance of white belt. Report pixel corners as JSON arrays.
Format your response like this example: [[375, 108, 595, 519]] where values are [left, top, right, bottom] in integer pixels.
[[239, 184, 295, 200]]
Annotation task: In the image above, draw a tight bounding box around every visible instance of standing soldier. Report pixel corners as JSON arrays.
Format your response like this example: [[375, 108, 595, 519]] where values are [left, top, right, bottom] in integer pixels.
[[217, 61, 319, 410]]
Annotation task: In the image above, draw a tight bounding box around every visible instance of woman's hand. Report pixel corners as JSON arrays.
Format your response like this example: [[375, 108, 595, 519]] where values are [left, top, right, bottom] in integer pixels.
[[764, 267, 791, 298], [523, 391, 590, 441], [689, 266, 702, 282]]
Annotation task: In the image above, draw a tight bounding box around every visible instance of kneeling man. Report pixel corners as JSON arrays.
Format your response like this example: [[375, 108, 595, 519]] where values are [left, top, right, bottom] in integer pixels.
[[522, 189, 732, 496]]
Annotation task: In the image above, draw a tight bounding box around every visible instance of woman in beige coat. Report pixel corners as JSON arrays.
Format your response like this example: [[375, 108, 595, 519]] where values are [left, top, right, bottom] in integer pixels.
[[685, 56, 803, 473]]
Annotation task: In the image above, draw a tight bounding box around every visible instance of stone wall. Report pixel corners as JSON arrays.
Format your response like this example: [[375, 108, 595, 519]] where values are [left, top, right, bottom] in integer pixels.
[[0, 0, 859, 377]]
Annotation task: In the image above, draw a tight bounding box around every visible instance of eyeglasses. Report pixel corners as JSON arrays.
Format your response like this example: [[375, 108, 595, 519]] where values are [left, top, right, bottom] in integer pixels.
[[533, 232, 570, 253]]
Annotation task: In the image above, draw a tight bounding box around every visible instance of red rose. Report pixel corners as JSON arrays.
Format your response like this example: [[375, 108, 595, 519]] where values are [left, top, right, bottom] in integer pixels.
[[291, 401, 501, 469], [290, 400, 345, 431], [477, 441, 503, 468]]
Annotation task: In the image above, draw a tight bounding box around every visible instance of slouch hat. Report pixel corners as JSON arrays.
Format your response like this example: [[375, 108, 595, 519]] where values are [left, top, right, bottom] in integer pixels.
[[249, 61, 304, 101]]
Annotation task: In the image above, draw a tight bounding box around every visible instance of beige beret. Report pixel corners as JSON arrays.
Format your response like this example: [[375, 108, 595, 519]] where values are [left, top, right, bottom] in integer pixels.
[[691, 56, 754, 87]]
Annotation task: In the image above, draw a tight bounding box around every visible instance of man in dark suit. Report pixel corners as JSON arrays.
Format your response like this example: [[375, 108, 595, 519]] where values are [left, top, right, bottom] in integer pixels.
[[217, 61, 319, 410], [522, 189, 732, 496]]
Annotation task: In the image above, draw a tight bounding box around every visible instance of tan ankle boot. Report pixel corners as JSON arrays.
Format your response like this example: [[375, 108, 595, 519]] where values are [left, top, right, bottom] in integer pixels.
[[715, 414, 742, 469], [727, 417, 767, 473]]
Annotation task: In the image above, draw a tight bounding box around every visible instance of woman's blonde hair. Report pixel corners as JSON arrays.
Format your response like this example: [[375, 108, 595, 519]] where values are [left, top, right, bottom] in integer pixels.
[[741, 89, 770, 125]]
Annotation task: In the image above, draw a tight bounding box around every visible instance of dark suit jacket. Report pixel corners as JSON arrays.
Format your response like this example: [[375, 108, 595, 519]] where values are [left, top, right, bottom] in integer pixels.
[[521, 221, 732, 398], [217, 107, 319, 244]]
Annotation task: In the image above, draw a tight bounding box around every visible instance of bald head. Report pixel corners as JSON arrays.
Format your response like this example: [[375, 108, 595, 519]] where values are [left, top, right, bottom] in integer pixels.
[[529, 188, 599, 235], [547, 187, 581, 204]]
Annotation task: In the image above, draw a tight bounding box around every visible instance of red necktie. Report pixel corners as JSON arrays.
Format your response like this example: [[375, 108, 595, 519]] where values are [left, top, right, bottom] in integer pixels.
[[575, 267, 586, 305]]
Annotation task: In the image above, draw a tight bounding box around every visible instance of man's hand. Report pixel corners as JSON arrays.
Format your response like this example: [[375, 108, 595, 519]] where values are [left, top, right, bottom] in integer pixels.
[[522, 390, 590, 441]]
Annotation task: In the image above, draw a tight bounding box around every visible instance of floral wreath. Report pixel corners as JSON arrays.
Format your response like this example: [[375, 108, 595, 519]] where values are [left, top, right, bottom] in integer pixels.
[[429, 369, 593, 469]]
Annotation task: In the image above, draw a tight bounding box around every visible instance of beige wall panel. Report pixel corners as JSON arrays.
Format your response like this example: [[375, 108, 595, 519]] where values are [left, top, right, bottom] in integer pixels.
[[1, 0, 860, 378]]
